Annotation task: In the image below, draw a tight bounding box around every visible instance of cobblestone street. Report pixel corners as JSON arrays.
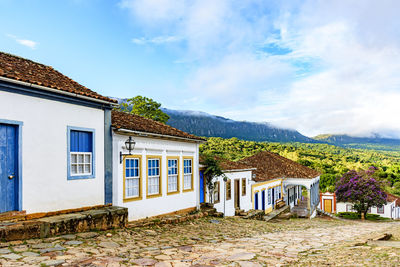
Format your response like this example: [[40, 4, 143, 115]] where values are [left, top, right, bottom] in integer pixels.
[[1, 216, 400, 266]]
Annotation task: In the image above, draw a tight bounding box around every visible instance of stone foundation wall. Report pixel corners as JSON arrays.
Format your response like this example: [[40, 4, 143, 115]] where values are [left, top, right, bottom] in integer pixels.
[[0, 206, 128, 241]]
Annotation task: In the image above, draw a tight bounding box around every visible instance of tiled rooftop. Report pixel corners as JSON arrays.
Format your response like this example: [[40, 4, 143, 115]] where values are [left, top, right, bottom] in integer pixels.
[[112, 110, 205, 141], [238, 151, 320, 181], [0, 51, 116, 103]]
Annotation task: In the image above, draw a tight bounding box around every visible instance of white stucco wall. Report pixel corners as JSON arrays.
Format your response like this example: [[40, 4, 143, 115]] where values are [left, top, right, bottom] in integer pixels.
[[113, 133, 200, 221], [209, 170, 253, 216], [337, 201, 396, 219], [0, 90, 105, 213], [252, 179, 283, 213]]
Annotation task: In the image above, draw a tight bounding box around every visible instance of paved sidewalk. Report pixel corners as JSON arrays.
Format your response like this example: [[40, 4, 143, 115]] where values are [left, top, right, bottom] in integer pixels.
[[0, 217, 399, 266]]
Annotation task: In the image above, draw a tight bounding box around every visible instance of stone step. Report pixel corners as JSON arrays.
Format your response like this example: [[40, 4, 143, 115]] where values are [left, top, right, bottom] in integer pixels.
[[235, 209, 245, 216], [0, 210, 27, 222], [200, 203, 214, 209], [263, 205, 290, 222], [242, 210, 265, 220]]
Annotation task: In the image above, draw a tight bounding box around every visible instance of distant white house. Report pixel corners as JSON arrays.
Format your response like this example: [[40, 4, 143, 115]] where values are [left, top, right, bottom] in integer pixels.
[[0, 52, 116, 215], [111, 110, 204, 221], [206, 151, 320, 217], [206, 159, 255, 216], [328, 192, 400, 219]]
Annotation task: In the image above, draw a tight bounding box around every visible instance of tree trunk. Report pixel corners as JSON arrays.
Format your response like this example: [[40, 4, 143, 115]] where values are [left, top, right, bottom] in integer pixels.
[[361, 212, 365, 220]]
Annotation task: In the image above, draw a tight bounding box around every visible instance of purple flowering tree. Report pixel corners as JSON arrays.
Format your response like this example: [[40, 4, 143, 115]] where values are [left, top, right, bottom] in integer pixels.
[[335, 167, 387, 220]]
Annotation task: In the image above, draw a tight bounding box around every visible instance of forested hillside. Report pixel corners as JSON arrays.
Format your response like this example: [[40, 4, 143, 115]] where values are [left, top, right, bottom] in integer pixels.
[[163, 108, 316, 143], [200, 137, 400, 195], [314, 134, 400, 151]]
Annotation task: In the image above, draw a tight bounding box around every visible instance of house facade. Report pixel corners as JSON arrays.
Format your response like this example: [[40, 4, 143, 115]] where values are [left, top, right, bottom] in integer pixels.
[[252, 179, 283, 213], [111, 110, 204, 221], [324, 192, 400, 219], [206, 151, 320, 217], [238, 151, 320, 217], [206, 159, 255, 216], [0, 52, 116, 214]]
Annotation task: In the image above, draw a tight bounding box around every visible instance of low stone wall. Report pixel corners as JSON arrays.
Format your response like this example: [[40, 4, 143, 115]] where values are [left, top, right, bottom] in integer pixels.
[[0, 206, 128, 241], [241, 210, 265, 220], [128, 210, 215, 228]]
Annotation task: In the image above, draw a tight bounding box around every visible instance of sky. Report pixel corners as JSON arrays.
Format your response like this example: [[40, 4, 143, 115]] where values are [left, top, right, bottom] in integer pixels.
[[1, 0, 400, 138]]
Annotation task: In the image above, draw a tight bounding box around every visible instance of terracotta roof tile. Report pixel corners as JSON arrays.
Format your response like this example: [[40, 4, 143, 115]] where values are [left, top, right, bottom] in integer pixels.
[[0, 52, 116, 103], [237, 151, 320, 181], [386, 192, 400, 206], [112, 110, 205, 141], [219, 158, 254, 171]]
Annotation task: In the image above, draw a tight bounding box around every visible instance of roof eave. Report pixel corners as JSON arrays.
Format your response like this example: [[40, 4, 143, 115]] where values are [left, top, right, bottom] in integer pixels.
[[0, 76, 117, 106], [222, 168, 256, 173], [113, 127, 205, 143]]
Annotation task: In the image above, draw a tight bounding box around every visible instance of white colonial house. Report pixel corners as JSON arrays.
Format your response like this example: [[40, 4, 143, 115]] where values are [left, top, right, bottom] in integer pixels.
[[111, 110, 204, 221], [207, 151, 320, 217], [0, 52, 116, 215], [324, 192, 400, 219], [205, 159, 255, 216]]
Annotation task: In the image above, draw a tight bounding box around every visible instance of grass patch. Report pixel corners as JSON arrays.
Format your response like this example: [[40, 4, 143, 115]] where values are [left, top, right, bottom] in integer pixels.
[[337, 212, 390, 221]]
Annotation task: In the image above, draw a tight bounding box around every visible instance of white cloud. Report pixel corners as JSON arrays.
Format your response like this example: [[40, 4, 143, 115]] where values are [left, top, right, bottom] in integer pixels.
[[7, 34, 38, 49], [119, 0, 400, 138], [187, 53, 294, 106], [131, 36, 182, 45]]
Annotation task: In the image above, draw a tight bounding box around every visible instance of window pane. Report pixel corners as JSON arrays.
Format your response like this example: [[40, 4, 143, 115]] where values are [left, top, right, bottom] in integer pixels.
[[168, 175, 178, 192], [71, 165, 77, 174], [85, 155, 90, 163], [71, 154, 77, 163], [84, 164, 90, 173], [78, 154, 84, 163], [78, 164, 84, 174]]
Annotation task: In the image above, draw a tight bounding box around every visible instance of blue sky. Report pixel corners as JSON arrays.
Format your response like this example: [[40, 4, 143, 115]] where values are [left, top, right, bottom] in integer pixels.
[[1, 0, 400, 138]]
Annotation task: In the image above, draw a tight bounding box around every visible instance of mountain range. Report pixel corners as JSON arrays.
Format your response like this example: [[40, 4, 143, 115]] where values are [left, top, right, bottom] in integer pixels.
[[162, 108, 316, 143], [162, 109, 400, 150], [112, 97, 400, 150]]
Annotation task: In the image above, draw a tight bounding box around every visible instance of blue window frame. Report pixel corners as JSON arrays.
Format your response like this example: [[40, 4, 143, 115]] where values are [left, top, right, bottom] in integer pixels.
[[255, 192, 259, 209], [67, 126, 95, 180]]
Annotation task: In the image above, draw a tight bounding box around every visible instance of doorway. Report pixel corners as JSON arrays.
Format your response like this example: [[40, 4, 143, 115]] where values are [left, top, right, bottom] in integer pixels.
[[0, 122, 20, 213], [324, 199, 332, 213], [234, 179, 240, 209], [272, 187, 275, 209]]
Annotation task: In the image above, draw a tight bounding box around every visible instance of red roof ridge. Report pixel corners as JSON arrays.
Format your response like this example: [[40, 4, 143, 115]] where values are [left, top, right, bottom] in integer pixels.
[[0, 51, 117, 104], [111, 110, 205, 141], [237, 150, 320, 181], [386, 192, 400, 205]]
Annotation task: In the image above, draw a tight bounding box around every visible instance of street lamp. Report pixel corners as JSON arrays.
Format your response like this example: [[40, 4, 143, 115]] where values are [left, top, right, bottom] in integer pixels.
[[120, 136, 136, 163]]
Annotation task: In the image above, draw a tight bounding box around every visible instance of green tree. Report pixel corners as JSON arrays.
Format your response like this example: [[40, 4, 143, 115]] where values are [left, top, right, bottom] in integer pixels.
[[201, 154, 226, 203], [335, 167, 388, 220], [116, 96, 170, 123]]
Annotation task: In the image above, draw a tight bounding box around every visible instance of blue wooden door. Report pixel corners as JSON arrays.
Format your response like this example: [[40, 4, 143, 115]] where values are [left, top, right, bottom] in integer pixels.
[[0, 124, 18, 213], [199, 170, 205, 203], [272, 188, 275, 209], [261, 190, 265, 211], [255, 192, 259, 210]]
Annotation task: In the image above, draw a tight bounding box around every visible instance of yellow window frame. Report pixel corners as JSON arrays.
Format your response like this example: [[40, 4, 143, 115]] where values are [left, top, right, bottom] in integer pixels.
[[146, 155, 163, 198], [167, 156, 180, 195], [123, 155, 143, 202], [182, 156, 194, 192]]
